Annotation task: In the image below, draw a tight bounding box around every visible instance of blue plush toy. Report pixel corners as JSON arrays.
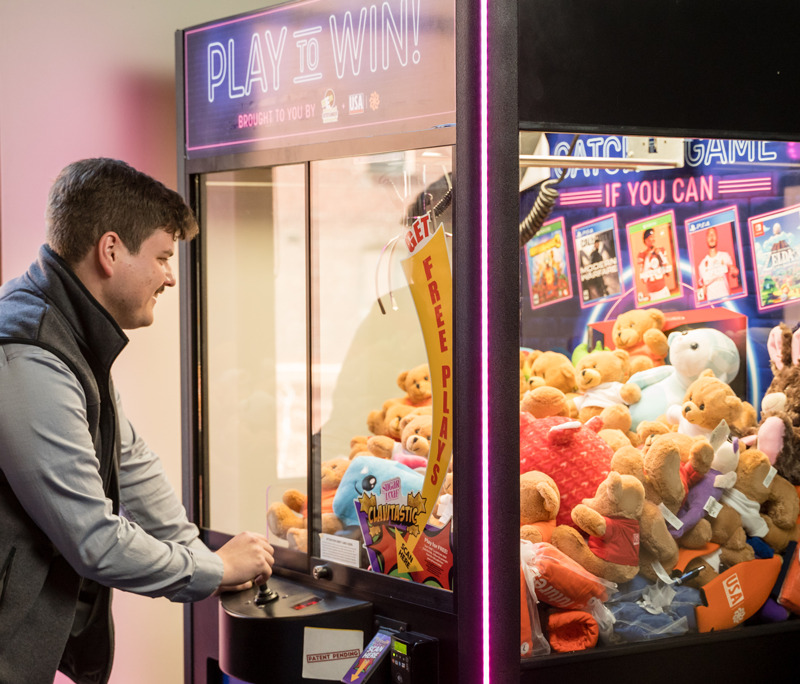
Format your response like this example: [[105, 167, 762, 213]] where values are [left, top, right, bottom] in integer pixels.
[[333, 454, 425, 527], [628, 328, 740, 429]]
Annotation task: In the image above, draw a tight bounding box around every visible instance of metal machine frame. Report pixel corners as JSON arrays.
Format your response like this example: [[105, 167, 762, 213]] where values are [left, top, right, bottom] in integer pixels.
[[177, 2, 800, 682]]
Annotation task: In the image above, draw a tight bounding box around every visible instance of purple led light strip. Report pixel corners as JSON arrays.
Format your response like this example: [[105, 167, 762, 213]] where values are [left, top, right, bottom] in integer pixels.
[[479, 0, 490, 681]]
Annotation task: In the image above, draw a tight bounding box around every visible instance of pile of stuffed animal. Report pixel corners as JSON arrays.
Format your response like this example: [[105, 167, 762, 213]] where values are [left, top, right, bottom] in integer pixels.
[[519, 313, 800, 655], [265, 310, 800, 656], [267, 362, 439, 552]]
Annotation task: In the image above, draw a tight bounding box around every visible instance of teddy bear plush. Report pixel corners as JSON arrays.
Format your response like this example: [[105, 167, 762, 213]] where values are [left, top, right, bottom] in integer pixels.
[[520, 470, 560, 543], [396, 412, 434, 469], [573, 348, 641, 437], [520, 412, 614, 528], [397, 363, 433, 406], [267, 458, 349, 552], [526, 350, 579, 395], [712, 446, 800, 553], [520, 385, 571, 419], [609, 308, 669, 375], [550, 471, 646, 583], [761, 471, 800, 551], [365, 399, 418, 441], [610, 435, 688, 580], [669, 425, 736, 549], [683, 445, 799, 587], [365, 364, 433, 439], [666, 370, 756, 439], [351, 411, 433, 471], [628, 327, 741, 429]]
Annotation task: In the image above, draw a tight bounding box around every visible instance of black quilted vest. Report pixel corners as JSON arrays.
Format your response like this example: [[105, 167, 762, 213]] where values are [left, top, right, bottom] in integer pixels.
[[0, 245, 127, 684]]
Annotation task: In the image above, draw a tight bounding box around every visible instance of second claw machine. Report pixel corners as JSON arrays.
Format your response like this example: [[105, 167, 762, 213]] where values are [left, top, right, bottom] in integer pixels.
[[514, 1, 800, 683], [177, 1, 800, 683]]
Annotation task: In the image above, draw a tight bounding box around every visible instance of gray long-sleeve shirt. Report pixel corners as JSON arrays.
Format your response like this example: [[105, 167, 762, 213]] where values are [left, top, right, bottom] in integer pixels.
[[0, 342, 223, 601]]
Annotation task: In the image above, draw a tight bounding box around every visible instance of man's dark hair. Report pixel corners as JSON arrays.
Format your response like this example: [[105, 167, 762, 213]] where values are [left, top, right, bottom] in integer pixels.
[[46, 158, 198, 265]]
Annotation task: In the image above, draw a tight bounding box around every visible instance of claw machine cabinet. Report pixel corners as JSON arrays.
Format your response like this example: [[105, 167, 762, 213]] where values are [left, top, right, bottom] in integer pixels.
[[178, 1, 800, 683], [175, 1, 520, 683], [516, 1, 800, 683]]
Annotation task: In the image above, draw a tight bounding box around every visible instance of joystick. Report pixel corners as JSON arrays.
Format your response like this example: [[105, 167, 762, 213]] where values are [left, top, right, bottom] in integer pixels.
[[254, 582, 279, 606]]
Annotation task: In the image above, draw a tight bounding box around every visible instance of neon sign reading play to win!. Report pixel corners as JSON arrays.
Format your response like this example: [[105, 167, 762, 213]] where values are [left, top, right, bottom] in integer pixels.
[[183, 0, 455, 157]]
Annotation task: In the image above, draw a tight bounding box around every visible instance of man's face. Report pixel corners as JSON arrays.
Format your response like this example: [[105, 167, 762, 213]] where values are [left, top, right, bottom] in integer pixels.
[[706, 228, 718, 248], [644, 233, 655, 248], [107, 229, 176, 329]]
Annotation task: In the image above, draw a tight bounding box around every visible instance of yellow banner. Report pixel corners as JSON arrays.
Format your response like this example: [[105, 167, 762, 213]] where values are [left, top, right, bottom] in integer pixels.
[[397, 221, 453, 570]]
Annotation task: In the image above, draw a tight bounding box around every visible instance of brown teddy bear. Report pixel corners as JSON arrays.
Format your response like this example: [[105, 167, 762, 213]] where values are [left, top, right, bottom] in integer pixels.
[[396, 412, 434, 469], [551, 471, 645, 583], [399, 411, 433, 453], [365, 399, 417, 440], [389, 404, 432, 441], [397, 363, 433, 406], [365, 364, 433, 439], [520, 470, 560, 543], [674, 424, 741, 537], [681, 446, 799, 587], [713, 446, 800, 553], [609, 308, 669, 375], [666, 370, 757, 439], [351, 411, 433, 471], [615, 429, 728, 582], [266, 458, 349, 552], [573, 348, 642, 436], [526, 350, 579, 395], [611, 436, 686, 580], [520, 385, 571, 419]]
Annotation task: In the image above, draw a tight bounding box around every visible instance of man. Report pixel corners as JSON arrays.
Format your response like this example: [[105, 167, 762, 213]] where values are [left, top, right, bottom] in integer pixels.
[[0, 159, 274, 683], [697, 226, 738, 302], [636, 227, 672, 302]]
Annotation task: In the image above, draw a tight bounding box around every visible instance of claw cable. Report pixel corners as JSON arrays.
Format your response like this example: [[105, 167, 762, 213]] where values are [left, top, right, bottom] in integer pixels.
[[519, 135, 579, 248]]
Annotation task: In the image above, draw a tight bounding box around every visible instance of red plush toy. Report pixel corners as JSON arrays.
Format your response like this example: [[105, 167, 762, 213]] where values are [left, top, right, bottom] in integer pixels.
[[520, 412, 614, 528]]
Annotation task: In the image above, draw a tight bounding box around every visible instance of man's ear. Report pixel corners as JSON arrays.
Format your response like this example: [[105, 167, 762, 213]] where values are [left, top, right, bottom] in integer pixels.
[[97, 232, 121, 277]]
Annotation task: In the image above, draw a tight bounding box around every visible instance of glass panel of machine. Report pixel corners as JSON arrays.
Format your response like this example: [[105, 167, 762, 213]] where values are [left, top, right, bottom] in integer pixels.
[[202, 165, 308, 536], [308, 147, 454, 586], [518, 133, 800, 658]]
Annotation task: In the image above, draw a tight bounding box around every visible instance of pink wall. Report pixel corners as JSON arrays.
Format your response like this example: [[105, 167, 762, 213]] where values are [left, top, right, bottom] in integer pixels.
[[0, 1, 265, 682]]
